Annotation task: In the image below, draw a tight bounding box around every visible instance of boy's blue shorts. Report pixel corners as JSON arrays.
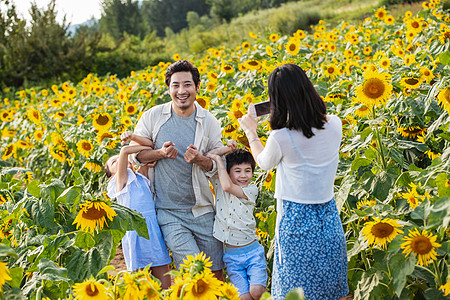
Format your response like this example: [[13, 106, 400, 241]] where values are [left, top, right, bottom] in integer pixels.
[[223, 240, 268, 295]]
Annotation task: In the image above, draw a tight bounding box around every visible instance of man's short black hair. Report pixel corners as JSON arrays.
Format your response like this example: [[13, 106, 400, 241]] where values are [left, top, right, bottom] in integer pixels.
[[225, 148, 256, 173], [165, 60, 200, 88]]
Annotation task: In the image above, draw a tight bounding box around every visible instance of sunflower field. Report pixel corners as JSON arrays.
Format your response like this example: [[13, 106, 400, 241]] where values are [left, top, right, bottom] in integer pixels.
[[1, 0, 450, 299]]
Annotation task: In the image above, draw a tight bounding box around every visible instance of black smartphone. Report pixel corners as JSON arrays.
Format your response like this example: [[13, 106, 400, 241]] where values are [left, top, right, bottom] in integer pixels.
[[254, 101, 271, 117]]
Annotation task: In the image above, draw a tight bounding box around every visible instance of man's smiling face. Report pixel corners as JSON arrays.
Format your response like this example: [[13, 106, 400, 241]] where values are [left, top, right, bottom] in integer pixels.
[[169, 71, 199, 116]]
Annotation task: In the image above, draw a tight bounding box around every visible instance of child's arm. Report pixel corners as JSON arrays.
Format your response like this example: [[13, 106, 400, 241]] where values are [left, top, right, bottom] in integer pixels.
[[116, 145, 153, 192], [206, 153, 248, 199], [205, 139, 237, 156], [121, 131, 154, 147]]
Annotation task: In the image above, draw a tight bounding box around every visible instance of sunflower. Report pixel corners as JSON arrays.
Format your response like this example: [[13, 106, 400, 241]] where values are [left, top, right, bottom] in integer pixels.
[[180, 252, 213, 276], [363, 46, 372, 56], [263, 170, 275, 191], [73, 200, 117, 234], [269, 33, 280, 42], [121, 116, 132, 127], [379, 57, 391, 69], [323, 63, 339, 79], [354, 105, 371, 118], [242, 41, 251, 51], [355, 69, 392, 107], [401, 228, 441, 266], [196, 96, 211, 109], [1, 127, 15, 138], [93, 113, 113, 132], [285, 38, 300, 56], [397, 126, 426, 139], [219, 282, 240, 300], [140, 275, 162, 299], [440, 281, 450, 296], [400, 77, 422, 89], [173, 53, 181, 61], [96, 131, 118, 149], [0, 110, 13, 122], [384, 15, 395, 25], [362, 217, 403, 249], [222, 123, 239, 141], [244, 59, 261, 71], [34, 129, 44, 141], [375, 7, 386, 19], [124, 103, 137, 115], [2, 143, 16, 160], [356, 199, 377, 210], [404, 54, 416, 66], [249, 31, 258, 39], [50, 148, 66, 163], [73, 276, 111, 299], [0, 262, 11, 292], [77, 139, 94, 157], [169, 276, 189, 300], [183, 273, 223, 300], [420, 67, 434, 83], [207, 71, 218, 82], [221, 64, 234, 74], [27, 108, 41, 125], [121, 272, 140, 300], [50, 132, 68, 150], [265, 45, 274, 57], [425, 149, 441, 160], [85, 162, 102, 172], [437, 88, 450, 114]]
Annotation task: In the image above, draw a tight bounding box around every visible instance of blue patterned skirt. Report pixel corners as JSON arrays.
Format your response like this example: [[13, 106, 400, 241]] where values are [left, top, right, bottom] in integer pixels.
[[271, 198, 348, 300]]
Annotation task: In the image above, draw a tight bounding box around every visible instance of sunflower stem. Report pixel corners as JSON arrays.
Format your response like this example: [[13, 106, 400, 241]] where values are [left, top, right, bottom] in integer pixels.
[[372, 107, 387, 170], [416, 264, 437, 279], [433, 260, 443, 287]]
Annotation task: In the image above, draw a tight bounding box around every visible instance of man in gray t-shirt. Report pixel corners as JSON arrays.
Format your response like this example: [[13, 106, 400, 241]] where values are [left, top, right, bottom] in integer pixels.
[[130, 60, 224, 280]]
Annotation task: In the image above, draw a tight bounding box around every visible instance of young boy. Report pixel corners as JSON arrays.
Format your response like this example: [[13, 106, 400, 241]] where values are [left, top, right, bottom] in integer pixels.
[[105, 131, 172, 288], [206, 148, 267, 300]]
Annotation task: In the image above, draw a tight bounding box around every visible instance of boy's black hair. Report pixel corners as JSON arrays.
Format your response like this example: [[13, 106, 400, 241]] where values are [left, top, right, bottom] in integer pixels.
[[225, 148, 256, 173], [165, 60, 200, 88]]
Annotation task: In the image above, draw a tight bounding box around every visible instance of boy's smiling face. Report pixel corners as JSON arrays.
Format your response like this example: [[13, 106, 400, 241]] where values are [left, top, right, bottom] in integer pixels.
[[228, 162, 253, 187]]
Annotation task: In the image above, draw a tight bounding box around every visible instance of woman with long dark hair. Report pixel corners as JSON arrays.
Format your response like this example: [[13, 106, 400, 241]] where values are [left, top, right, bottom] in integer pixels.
[[238, 64, 349, 300]]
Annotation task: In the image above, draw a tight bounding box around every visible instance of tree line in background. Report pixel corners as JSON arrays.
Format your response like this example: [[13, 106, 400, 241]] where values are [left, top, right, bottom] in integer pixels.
[[0, 0, 424, 89]]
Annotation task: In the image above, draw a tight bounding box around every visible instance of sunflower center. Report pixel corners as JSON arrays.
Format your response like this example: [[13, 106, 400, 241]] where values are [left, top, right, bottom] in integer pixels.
[[96, 115, 110, 126], [86, 283, 99, 296], [192, 279, 207, 296], [289, 44, 296, 51], [4, 145, 13, 156], [33, 111, 40, 119], [411, 236, 432, 254], [327, 67, 335, 73], [408, 196, 417, 204], [405, 78, 419, 85], [248, 61, 258, 66], [233, 110, 244, 119], [371, 222, 394, 238], [197, 98, 206, 107], [363, 78, 385, 99], [225, 124, 237, 133], [83, 207, 106, 220], [127, 106, 135, 113], [411, 21, 419, 28], [82, 142, 92, 151]]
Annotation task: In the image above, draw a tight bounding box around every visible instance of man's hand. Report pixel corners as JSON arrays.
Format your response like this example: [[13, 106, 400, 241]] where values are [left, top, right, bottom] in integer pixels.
[[160, 141, 177, 159], [184, 144, 201, 164]]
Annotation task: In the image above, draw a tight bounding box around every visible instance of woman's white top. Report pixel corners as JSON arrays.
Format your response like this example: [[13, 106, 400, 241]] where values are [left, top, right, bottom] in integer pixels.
[[256, 115, 342, 204]]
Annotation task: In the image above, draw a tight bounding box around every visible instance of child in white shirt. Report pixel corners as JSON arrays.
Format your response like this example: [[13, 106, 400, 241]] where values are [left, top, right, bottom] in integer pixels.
[[207, 147, 267, 300]]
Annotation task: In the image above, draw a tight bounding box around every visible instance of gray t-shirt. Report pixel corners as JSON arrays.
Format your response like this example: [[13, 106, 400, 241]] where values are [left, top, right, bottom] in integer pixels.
[[154, 109, 197, 210]]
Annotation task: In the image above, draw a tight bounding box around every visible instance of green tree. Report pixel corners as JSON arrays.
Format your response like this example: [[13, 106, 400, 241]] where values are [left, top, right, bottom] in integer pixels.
[[99, 0, 148, 40], [141, 0, 210, 37], [0, 0, 100, 88]]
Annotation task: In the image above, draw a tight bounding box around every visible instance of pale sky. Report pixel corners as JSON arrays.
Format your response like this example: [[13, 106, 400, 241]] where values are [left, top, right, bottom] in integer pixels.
[[11, 0, 102, 25]]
